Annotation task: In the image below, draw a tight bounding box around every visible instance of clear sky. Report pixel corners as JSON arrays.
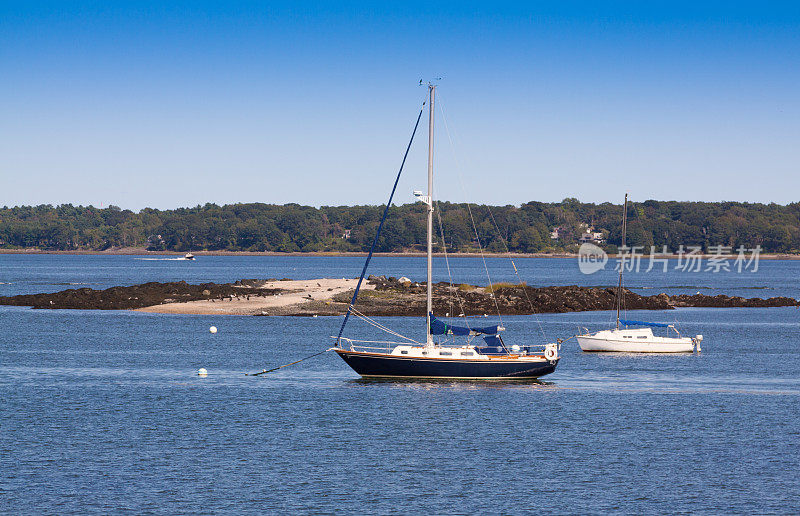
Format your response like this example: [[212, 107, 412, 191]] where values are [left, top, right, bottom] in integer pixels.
[[1, 1, 799, 209]]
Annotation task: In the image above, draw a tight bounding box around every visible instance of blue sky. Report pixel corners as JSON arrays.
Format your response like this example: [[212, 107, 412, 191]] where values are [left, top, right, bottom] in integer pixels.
[[1, 1, 799, 209]]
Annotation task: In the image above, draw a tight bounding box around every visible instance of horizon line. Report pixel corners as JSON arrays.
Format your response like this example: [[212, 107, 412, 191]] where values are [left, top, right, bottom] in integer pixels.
[[2, 198, 799, 212]]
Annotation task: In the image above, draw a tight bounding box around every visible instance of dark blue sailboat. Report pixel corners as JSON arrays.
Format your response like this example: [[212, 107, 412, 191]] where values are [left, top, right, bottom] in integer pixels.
[[333, 85, 560, 379], [335, 314, 559, 379]]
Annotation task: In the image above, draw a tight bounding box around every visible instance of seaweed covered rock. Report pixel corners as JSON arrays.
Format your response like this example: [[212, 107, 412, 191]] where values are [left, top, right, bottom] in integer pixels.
[[0, 281, 282, 310]]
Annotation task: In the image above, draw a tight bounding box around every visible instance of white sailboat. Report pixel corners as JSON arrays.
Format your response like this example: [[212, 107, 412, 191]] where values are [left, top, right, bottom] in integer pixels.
[[576, 194, 703, 353]]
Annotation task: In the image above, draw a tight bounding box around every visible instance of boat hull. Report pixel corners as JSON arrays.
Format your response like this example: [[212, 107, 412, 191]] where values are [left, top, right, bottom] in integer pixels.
[[576, 335, 694, 353], [334, 349, 558, 379]]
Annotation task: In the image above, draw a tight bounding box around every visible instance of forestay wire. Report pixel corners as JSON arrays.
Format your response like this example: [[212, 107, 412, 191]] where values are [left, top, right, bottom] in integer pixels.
[[247, 100, 426, 377], [335, 100, 426, 346]]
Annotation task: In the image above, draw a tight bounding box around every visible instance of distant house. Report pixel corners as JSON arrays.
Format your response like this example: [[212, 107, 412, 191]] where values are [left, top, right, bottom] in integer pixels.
[[341, 229, 351, 239], [553, 224, 603, 243], [579, 227, 605, 244], [146, 234, 166, 249], [550, 226, 574, 241]]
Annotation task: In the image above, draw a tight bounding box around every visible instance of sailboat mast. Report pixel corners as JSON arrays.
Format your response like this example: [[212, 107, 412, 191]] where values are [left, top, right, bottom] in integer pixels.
[[426, 84, 435, 346], [616, 193, 628, 329]]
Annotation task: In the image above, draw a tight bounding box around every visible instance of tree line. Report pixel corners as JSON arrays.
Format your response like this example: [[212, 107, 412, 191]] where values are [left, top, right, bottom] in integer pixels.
[[0, 199, 799, 253]]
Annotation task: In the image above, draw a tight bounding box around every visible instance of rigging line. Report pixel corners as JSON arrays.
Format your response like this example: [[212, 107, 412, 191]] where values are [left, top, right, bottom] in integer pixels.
[[432, 182, 470, 343], [433, 201, 455, 332], [612, 196, 627, 328], [349, 307, 421, 344], [621, 196, 641, 321], [246, 349, 330, 376], [436, 207, 472, 344], [437, 95, 504, 326], [628, 198, 661, 324], [462, 175, 504, 324], [627, 201, 683, 336], [435, 210, 457, 335], [434, 198, 473, 340], [433, 192, 468, 313], [335, 101, 426, 346], [352, 314, 418, 344], [349, 305, 416, 340], [485, 205, 547, 341]]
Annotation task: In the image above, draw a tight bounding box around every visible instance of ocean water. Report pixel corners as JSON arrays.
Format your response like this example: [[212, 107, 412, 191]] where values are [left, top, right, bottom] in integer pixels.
[[1, 253, 798, 298], [1, 255, 799, 514]]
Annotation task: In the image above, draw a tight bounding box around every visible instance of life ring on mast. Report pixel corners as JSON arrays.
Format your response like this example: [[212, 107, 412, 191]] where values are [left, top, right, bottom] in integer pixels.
[[544, 345, 558, 361]]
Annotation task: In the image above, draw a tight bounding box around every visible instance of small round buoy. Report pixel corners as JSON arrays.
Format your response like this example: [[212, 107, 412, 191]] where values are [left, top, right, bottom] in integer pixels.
[[511, 344, 520, 352], [197, 368, 208, 377], [209, 326, 217, 334]]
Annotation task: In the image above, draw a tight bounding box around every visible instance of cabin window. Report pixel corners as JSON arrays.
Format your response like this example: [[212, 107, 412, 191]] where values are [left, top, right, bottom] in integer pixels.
[[422, 352, 428, 355], [440, 351, 452, 356], [637, 336, 647, 339], [400, 350, 409, 354], [624, 336, 632, 338], [461, 352, 474, 356]]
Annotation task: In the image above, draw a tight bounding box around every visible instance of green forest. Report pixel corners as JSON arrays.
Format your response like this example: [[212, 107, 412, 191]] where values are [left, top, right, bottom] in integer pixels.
[[1, 199, 799, 253]]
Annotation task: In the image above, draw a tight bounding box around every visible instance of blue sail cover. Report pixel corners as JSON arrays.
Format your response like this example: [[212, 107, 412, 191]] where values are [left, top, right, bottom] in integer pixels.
[[620, 319, 670, 328], [429, 314, 500, 336]]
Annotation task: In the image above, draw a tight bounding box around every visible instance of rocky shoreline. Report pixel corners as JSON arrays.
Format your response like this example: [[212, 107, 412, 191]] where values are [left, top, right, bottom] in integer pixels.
[[0, 276, 796, 315], [0, 280, 285, 310]]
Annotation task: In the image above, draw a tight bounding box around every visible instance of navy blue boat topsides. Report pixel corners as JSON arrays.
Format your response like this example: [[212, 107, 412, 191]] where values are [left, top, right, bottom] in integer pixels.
[[334, 348, 559, 379]]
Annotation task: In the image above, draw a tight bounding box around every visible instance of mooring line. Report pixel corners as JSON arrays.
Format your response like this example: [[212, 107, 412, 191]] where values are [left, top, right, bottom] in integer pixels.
[[246, 348, 333, 376], [557, 334, 577, 345]]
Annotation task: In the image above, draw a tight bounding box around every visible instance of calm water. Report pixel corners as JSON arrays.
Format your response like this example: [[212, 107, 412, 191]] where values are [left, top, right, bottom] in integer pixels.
[[1, 255, 799, 514], [1, 253, 799, 298]]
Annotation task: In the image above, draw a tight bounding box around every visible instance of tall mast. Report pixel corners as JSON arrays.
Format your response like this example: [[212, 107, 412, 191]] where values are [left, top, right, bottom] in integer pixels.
[[616, 193, 628, 329], [426, 84, 435, 346]]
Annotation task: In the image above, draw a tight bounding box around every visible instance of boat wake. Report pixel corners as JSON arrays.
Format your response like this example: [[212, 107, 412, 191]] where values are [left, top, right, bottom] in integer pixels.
[[134, 257, 191, 261], [19, 282, 90, 286]]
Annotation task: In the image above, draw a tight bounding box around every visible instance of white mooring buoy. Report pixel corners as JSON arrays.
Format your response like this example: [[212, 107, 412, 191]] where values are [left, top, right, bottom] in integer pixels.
[[198, 368, 208, 377], [209, 326, 218, 334]]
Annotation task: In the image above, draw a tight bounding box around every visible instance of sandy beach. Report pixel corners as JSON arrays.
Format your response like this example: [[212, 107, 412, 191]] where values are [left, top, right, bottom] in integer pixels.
[[134, 278, 370, 315]]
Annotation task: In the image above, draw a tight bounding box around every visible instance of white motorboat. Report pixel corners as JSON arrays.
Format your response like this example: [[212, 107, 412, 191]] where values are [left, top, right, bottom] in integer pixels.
[[576, 194, 702, 353]]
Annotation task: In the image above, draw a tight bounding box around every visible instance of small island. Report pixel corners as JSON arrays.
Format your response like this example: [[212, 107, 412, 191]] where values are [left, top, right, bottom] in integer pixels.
[[0, 276, 796, 316]]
